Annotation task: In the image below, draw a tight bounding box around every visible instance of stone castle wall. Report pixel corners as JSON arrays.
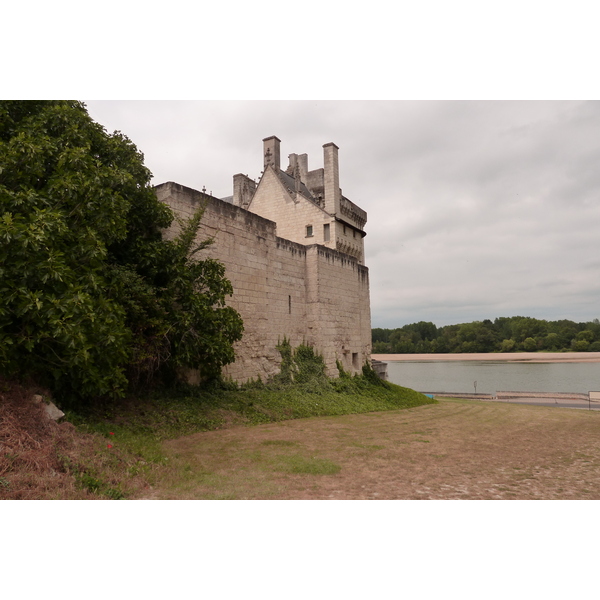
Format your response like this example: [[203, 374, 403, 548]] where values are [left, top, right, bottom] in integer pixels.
[[155, 181, 371, 383], [249, 167, 333, 247]]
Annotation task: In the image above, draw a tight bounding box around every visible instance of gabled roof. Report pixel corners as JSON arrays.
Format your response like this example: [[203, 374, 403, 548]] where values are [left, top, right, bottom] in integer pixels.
[[276, 169, 319, 205]]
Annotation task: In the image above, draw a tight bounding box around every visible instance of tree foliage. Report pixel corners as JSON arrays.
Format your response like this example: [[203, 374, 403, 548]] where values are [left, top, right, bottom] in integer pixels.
[[373, 317, 600, 354], [0, 101, 243, 402]]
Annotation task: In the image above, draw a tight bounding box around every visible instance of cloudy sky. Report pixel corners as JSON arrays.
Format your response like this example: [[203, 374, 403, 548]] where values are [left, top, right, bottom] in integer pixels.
[[84, 100, 600, 329], [9, 1, 599, 332]]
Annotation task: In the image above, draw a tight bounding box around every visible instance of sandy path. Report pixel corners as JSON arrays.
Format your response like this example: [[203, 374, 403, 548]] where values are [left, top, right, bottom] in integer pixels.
[[373, 352, 600, 363]]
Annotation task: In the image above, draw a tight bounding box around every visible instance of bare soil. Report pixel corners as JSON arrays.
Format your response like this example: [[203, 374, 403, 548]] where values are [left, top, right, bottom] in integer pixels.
[[0, 377, 150, 500], [145, 398, 600, 500]]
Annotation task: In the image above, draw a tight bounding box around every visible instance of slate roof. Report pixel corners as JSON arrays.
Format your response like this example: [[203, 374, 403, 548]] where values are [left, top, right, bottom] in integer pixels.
[[277, 169, 318, 204]]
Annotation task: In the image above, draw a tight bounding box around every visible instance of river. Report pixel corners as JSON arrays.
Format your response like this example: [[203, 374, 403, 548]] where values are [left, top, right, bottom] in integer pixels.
[[383, 359, 600, 395]]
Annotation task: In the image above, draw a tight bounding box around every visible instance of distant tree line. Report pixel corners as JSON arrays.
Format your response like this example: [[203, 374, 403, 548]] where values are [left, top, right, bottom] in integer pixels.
[[372, 317, 600, 354]]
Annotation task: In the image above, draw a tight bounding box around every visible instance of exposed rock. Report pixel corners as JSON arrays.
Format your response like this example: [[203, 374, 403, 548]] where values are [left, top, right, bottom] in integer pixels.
[[43, 401, 65, 421], [31, 394, 65, 421]]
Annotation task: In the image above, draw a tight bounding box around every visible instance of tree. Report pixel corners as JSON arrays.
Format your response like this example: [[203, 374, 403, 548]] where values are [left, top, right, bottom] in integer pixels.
[[571, 339, 590, 352], [405, 321, 438, 342], [456, 322, 498, 353], [388, 329, 416, 353], [372, 328, 391, 344], [372, 340, 391, 353], [0, 101, 243, 401], [511, 317, 548, 343], [543, 332, 560, 350]]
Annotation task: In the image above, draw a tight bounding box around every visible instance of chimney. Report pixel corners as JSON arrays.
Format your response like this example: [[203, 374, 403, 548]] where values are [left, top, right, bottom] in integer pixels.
[[323, 142, 340, 215], [233, 173, 256, 208], [287, 153, 298, 173], [298, 153, 308, 184], [287, 154, 302, 195], [263, 136, 281, 171]]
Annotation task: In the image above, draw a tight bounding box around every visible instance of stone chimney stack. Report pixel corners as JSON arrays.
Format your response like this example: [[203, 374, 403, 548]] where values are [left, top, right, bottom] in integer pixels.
[[298, 153, 308, 184], [287, 153, 298, 173], [263, 136, 281, 171], [286, 154, 301, 194], [233, 173, 256, 208], [323, 142, 340, 215]]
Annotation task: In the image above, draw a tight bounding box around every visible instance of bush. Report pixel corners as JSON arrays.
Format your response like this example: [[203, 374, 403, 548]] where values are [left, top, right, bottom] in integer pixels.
[[0, 101, 243, 403]]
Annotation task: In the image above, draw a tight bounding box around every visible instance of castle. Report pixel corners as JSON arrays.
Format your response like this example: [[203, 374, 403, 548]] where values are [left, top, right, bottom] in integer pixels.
[[155, 136, 372, 383]]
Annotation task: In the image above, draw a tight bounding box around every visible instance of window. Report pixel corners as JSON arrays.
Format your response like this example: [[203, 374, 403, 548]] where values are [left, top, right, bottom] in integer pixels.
[[288, 295, 292, 314], [306, 225, 313, 237], [352, 353, 359, 370], [323, 223, 330, 242]]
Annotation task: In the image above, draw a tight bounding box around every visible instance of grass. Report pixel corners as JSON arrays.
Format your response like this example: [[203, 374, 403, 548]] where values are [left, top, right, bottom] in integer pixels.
[[39, 373, 434, 499], [147, 396, 600, 499], [67, 377, 433, 455], [273, 455, 342, 475], [12, 361, 600, 500]]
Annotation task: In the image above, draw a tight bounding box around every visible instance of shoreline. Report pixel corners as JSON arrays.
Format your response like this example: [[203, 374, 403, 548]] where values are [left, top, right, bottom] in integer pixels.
[[372, 352, 600, 364]]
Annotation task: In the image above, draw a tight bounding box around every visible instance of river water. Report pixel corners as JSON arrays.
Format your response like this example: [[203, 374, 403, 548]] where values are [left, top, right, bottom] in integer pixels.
[[385, 360, 600, 395]]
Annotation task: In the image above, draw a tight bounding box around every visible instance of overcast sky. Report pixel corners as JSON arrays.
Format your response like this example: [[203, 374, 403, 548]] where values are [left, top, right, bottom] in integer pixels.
[[8, 1, 599, 332], [84, 101, 600, 329]]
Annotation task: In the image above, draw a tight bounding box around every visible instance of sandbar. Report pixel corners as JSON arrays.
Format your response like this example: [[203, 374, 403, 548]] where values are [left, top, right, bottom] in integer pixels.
[[372, 352, 600, 363]]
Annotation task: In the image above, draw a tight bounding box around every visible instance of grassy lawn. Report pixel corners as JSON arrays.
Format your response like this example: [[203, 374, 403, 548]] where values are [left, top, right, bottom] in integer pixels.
[[3, 374, 431, 499], [7, 371, 600, 500], [141, 397, 600, 500]]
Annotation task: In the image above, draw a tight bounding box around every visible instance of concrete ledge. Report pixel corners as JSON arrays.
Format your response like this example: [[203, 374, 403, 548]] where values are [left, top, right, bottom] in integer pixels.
[[426, 393, 495, 400], [496, 391, 590, 401]]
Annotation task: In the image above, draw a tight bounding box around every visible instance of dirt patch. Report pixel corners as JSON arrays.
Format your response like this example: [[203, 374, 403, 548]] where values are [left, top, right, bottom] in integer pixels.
[[0, 377, 150, 500], [0, 379, 91, 499], [145, 399, 600, 499]]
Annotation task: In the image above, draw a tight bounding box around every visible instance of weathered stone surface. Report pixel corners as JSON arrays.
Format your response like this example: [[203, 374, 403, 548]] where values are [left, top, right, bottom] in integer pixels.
[[371, 360, 388, 381], [155, 137, 372, 384], [43, 401, 65, 421]]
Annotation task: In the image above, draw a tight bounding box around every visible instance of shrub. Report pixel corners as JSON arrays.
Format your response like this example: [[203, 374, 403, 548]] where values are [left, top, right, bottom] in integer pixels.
[[0, 101, 243, 403]]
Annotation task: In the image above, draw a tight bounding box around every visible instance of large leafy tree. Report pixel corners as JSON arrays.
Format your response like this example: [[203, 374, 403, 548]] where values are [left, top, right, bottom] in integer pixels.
[[0, 101, 243, 402]]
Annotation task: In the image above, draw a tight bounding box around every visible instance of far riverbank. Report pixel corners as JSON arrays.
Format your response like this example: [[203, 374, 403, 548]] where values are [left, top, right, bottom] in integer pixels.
[[372, 352, 600, 363]]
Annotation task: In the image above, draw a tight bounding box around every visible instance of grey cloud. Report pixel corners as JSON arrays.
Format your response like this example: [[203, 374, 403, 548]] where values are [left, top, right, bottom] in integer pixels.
[[85, 100, 600, 329]]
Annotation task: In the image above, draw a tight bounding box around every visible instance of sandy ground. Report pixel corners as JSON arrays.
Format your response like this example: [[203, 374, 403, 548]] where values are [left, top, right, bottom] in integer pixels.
[[373, 352, 600, 363], [146, 398, 600, 500]]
